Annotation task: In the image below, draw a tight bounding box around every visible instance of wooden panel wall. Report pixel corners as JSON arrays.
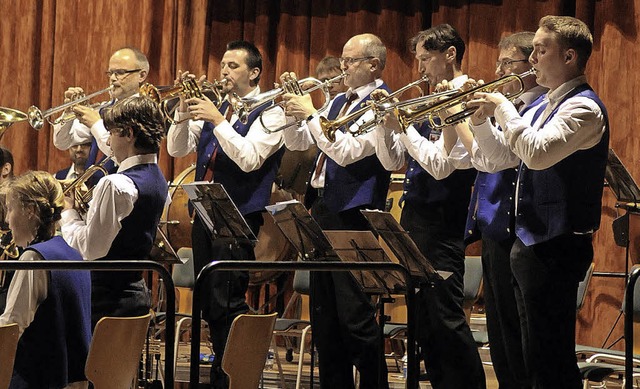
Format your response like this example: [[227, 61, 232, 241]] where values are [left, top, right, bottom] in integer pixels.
[[0, 0, 637, 349]]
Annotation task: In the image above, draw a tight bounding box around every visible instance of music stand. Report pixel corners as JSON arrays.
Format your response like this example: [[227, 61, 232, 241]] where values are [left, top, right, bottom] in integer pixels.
[[182, 182, 257, 244], [360, 209, 445, 284]]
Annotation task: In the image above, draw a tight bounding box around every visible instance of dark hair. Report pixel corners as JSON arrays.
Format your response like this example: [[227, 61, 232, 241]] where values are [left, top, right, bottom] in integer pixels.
[[115, 47, 150, 72], [102, 96, 165, 153], [0, 147, 14, 172], [315, 56, 342, 77], [499, 31, 535, 59], [410, 24, 466, 65], [226, 40, 263, 84], [539, 15, 593, 71]]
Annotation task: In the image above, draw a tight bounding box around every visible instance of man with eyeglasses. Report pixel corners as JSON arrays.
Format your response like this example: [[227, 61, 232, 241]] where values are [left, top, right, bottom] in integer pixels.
[[373, 24, 484, 388], [453, 31, 547, 389], [53, 47, 149, 167], [280, 33, 391, 388]]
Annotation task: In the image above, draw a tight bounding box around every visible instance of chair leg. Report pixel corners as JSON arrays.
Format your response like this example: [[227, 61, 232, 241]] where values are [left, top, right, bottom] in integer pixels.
[[296, 326, 311, 389], [272, 338, 289, 389]]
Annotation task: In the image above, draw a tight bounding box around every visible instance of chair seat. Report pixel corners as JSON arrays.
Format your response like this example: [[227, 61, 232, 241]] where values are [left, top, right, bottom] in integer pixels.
[[578, 361, 618, 382], [274, 318, 311, 332], [384, 323, 407, 338]]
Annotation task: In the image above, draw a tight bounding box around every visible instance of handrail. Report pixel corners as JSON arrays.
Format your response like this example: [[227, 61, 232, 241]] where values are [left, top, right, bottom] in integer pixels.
[[189, 260, 418, 389], [0, 260, 175, 387]]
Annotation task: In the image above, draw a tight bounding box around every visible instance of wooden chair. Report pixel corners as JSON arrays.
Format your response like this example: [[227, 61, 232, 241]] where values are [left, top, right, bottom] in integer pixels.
[[85, 312, 152, 389], [222, 313, 277, 389], [0, 323, 19, 389]]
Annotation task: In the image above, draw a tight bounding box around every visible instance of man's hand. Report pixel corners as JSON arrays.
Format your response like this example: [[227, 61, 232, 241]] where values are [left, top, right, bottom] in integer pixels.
[[282, 93, 316, 121], [73, 105, 102, 128], [466, 92, 509, 125], [186, 95, 224, 125]]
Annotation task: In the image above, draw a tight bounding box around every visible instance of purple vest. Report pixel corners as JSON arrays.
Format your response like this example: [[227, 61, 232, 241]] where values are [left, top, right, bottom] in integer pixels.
[[464, 94, 547, 244], [322, 85, 392, 213], [93, 163, 168, 286], [195, 101, 284, 215], [515, 85, 609, 246], [13, 236, 91, 387]]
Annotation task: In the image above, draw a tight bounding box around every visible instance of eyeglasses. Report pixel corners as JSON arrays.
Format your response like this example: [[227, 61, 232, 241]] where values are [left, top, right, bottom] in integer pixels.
[[338, 56, 374, 66], [105, 69, 142, 78], [495, 59, 529, 69]]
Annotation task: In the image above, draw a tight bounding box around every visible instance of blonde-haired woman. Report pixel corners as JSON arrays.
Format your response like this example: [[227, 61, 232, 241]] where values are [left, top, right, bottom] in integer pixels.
[[0, 171, 90, 389]]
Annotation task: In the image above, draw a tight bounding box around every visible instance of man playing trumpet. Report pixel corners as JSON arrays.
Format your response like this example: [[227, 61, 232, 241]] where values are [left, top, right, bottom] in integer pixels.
[[166, 40, 285, 389]]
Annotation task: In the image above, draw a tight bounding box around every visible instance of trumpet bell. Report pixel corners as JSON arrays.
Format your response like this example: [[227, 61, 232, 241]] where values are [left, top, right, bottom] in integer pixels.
[[0, 107, 28, 136]]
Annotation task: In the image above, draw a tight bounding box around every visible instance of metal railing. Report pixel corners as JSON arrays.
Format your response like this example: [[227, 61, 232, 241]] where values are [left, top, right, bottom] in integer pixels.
[[624, 265, 640, 388], [189, 260, 418, 389], [0, 259, 176, 387]]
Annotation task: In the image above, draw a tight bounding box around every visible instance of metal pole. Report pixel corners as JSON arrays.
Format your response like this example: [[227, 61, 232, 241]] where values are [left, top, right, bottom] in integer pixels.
[[624, 266, 640, 388]]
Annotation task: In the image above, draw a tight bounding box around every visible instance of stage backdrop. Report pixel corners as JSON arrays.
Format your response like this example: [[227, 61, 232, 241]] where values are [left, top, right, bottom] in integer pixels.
[[0, 0, 637, 350]]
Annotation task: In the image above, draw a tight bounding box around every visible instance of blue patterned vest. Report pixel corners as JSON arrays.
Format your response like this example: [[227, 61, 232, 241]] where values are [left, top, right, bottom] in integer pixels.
[[195, 101, 284, 215], [515, 85, 609, 246]]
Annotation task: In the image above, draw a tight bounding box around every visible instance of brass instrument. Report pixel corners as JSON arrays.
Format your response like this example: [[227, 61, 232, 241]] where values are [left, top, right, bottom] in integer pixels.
[[395, 69, 536, 131], [232, 73, 347, 130], [0, 107, 28, 139], [319, 76, 428, 142], [140, 78, 227, 124], [27, 86, 115, 130], [0, 229, 19, 259], [61, 157, 112, 214]]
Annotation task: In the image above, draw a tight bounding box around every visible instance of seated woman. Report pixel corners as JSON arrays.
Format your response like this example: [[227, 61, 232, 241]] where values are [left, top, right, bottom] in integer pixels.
[[0, 171, 91, 389]]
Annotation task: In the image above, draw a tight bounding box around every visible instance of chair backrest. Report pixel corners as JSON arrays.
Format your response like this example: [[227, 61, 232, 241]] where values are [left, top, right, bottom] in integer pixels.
[[463, 256, 483, 309], [0, 323, 19, 389], [174, 247, 196, 288], [576, 262, 595, 311], [85, 312, 152, 389], [222, 313, 277, 389], [293, 270, 310, 295]]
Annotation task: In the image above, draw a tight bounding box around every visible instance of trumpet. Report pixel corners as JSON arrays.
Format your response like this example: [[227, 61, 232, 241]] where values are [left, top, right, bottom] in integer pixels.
[[0, 107, 28, 139], [140, 78, 227, 125], [27, 86, 114, 130], [61, 157, 112, 214], [232, 73, 347, 131], [319, 76, 427, 142], [395, 69, 536, 131]]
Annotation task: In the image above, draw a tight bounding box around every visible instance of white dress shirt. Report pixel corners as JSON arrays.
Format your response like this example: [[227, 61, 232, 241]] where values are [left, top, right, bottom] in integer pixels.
[[60, 154, 159, 260], [166, 86, 285, 173], [284, 79, 383, 188], [470, 85, 547, 173], [472, 75, 606, 171], [374, 75, 472, 180]]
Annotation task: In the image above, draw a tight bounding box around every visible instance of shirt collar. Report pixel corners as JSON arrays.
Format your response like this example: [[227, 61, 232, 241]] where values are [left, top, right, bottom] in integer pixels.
[[346, 78, 384, 102], [117, 153, 158, 172], [518, 85, 548, 107], [450, 74, 469, 89], [547, 75, 588, 108]]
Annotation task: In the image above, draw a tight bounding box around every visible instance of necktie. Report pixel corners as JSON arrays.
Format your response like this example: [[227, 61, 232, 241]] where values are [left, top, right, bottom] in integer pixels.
[[313, 93, 358, 179], [203, 104, 233, 182]]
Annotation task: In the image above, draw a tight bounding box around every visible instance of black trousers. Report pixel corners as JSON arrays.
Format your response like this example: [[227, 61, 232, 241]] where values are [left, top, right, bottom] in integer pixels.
[[91, 278, 151, 330], [401, 201, 486, 389], [510, 234, 592, 389], [309, 197, 389, 389], [192, 212, 262, 389], [482, 236, 530, 388]]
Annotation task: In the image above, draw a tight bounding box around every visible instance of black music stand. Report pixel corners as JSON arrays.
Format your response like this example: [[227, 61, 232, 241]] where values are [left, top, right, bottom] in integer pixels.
[[182, 182, 257, 244], [360, 209, 445, 283]]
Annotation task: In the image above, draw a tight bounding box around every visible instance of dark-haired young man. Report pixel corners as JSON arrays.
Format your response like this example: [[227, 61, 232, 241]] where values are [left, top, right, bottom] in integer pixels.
[[374, 24, 484, 389], [167, 40, 285, 388], [60, 95, 168, 329]]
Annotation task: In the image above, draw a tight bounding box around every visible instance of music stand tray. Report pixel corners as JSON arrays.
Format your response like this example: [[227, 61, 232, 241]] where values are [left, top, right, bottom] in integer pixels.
[[182, 182, 257, 243], [149, 226, 184, 264], [606, 148, 640, 208], [265, 200, 404, 294], [361, 209, 447, 283]]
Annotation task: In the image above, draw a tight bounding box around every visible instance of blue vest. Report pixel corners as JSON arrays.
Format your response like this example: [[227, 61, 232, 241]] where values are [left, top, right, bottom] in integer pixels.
[[402, 121, 477, 231], [13, 236, 91, 388], [322, 85, 392, 213], [93, 163, 168, 287], [515, 85, 609, 246], [464, 94, 547, 244], [195, 101, 284, 215]]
